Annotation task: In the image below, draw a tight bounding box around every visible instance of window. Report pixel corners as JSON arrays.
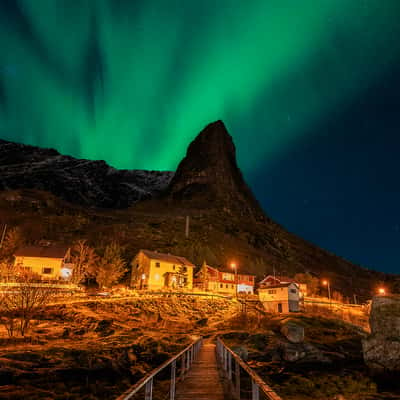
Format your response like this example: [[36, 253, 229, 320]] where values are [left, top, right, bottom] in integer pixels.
[[182, 266, 187, 273], [155, 262, 160, 268], [231, 285, 234, 289], [226, 284, 228, 288], [268, 289, 276, 294], [220, 284, 223, 288], [222, 273, 233, 281], [173, 265, 176, 270], [136, 263, 139, 269], [42, 267, 53, 275], [290, 289, 297, 294]]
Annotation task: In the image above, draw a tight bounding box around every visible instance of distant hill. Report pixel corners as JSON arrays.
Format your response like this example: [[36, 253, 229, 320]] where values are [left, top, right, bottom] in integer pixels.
[[0, 121, 393, 300]]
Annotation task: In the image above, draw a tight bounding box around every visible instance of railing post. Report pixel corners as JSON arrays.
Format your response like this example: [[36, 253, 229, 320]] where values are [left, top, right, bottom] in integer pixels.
[[170, 360, 176, 400], [228, 352, 232, 381], [235, 359, 240, 399], [145, 378, 153, 400], [186, 348, 190, 370], [224, 347, 228, 371], [181, 353, 186, 380], [251, 380, 259, 400]]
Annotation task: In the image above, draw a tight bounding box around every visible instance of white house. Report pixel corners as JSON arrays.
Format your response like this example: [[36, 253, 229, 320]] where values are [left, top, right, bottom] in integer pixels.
[[258, 282, 300, 313]]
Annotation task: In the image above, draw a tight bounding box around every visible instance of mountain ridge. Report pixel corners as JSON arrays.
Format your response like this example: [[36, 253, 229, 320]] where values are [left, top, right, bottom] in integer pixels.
[[0, 138, 173, 208], [0, 122, 394, 299]]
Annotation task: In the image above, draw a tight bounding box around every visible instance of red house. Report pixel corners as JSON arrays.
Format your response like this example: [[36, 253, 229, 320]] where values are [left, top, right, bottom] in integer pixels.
[[194, 262, 255, 294]]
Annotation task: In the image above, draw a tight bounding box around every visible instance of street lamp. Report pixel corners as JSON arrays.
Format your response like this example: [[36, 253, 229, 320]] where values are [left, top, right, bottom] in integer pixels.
[[322, 280, 331, 306], [378, 287, 386, 295], [231, 262, 237, 298], [140, 273, 146, 290]]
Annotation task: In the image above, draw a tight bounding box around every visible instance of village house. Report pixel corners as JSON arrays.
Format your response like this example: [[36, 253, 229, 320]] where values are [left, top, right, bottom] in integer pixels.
[[14, 244, 73, 281], [259, 275, 307, 298], [193, 262, 256, 295], [258, 282, 300, 313], [130, 250, 194, 290]]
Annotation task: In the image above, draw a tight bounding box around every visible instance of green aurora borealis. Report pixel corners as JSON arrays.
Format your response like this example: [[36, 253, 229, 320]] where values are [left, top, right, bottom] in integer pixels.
[[1, 0, 400, 172], [1, 0, 400, 273]]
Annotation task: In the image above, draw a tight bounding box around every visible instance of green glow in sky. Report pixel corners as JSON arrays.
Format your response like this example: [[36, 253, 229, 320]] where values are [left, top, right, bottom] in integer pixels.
[[0, 0, 399, 172]]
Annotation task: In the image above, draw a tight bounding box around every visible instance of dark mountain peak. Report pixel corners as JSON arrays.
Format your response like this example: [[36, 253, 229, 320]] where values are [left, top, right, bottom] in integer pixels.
[[166, 121, 266, 220]]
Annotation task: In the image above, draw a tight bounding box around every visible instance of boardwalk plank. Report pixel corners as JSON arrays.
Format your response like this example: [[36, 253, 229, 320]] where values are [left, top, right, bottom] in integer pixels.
[[175, 342, 226, 400]]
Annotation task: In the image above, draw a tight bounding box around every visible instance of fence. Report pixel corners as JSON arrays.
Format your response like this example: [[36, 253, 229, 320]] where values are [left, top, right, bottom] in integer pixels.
[[115, 337, 203, 400], [216, 338, 282, 400]]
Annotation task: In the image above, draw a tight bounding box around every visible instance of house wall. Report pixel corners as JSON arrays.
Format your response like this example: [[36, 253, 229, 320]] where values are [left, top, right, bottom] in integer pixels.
[[262, 300, 289, 313], [259, 284, 300, 313], [258, 286, 290, 302], [14, 256, 64, 280]]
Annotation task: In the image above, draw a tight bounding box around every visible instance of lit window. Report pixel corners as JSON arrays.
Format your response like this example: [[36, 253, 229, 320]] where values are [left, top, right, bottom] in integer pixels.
[[42, 267, 53, 275]]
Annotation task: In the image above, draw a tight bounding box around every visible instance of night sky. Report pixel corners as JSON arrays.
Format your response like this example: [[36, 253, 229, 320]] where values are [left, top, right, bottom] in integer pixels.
[[1, 1, 400, 273]]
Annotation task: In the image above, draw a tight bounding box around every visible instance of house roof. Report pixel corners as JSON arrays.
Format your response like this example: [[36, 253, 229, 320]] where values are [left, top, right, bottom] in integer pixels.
[[259, 282, 296, 289], [218, 267, 256, 276], [259, 275, 295, 284], [14, 245, 69, 259], [140, 250, 195, 267]]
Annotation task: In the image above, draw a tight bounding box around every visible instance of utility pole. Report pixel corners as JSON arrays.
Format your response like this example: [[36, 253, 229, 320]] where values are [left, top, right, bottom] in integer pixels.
[[185, 216, 190, 239], [0, 224, 7, 249]]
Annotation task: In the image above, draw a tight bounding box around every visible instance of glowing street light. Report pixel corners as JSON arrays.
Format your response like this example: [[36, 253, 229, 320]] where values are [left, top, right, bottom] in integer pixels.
[[231, 262, 238, 298], [322, 279, 331, 305], [378, 287, 386, 295]]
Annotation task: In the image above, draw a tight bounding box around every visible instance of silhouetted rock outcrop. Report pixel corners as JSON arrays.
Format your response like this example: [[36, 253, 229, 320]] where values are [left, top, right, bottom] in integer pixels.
[[166, 120, 265, 220]]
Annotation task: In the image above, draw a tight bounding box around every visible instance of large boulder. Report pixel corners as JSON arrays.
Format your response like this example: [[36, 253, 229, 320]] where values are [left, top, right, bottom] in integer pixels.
[[281, 320, 305, 343], [363, 295, 400, 373]]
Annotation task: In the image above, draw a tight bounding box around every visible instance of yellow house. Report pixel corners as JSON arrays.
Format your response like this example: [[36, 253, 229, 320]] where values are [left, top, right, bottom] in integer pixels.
[[131, 250, 194, 290], [258, 282, 300, 313], [14, 245, 72, 280]]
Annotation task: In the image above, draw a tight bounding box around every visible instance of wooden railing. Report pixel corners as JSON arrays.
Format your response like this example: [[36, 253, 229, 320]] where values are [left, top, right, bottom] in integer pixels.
[[115, 337, 203, 400], [216, 338, 282, 400]]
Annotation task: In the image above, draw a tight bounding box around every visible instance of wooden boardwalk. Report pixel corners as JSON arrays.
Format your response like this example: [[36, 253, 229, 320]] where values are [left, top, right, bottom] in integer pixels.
[[175, 342, 226, 400]]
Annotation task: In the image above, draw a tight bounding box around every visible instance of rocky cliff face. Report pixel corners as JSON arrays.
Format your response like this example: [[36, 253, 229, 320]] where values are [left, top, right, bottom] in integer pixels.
[[0, 139, 173, 208], [363, 295, 400, 373], [166, 120, 265, 220]]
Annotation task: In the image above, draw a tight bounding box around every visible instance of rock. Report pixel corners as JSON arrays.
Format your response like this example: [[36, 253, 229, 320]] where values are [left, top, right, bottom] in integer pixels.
[[94, 319, 114, 336], [281, 320, 305, 343], [195, 318, 208, 327], [363, 295, 400, 373], [279, 341, 330, 363], [62, 328, 70, 338]]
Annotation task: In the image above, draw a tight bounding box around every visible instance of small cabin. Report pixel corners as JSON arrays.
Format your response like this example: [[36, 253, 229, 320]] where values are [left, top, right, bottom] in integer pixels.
[[131, 250, 194, 290], [14, 245, 72, 280], [258, 282, 300, 313]]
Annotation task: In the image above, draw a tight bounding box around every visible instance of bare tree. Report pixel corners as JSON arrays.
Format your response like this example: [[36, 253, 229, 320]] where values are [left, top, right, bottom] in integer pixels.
[[0, 261, 15, 282], [94, 242, 126, 289], [0, 269, 55, 336], [70, 240, 98, 284]]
